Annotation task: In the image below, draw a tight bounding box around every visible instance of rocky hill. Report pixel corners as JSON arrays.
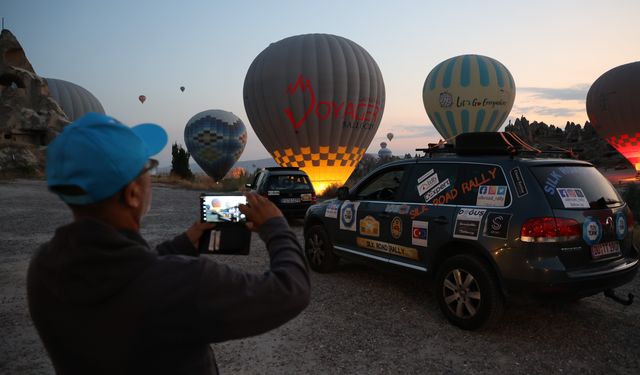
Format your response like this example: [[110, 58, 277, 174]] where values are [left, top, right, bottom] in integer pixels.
[[0, 29, 69, 177], [505, 116, 629, 168]]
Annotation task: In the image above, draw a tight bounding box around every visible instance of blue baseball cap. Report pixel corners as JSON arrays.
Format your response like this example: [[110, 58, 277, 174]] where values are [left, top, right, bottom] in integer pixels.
[[46, 112, 168, 205]]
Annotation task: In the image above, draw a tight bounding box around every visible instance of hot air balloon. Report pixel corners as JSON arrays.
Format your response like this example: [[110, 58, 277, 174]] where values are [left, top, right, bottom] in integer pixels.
[[378, 142, 392, 158], [587, 61, 640, 175], [180, 86, 185, 92], [184, 109, 247, 181], [243, 33, 385, 193], [423, 54, 515, 141], [138, 95, 146, 104], [45, 78, 105, 121], [386, 132, 394, 142]]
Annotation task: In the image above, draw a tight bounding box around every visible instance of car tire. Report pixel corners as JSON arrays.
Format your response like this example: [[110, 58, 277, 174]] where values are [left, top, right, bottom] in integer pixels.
[[435, 254, 504, 330], [305, 225, 339, 273]]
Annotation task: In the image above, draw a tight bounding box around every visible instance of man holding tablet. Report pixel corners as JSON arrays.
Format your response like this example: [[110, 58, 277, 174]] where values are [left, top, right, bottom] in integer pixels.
[[27, 113, 310, 375]]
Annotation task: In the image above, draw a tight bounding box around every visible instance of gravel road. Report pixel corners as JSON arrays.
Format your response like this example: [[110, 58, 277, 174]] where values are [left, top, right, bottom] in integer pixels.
[[1, 179, 639, 374]]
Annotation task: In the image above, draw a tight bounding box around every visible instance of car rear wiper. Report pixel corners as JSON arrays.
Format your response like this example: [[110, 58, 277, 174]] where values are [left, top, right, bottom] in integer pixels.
[[591, 196, 622, 208]]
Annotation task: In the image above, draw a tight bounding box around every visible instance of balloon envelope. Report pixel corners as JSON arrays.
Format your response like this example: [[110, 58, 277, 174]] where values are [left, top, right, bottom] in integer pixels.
[[378, 142, 392, 158], [423, 54, 515, 140], [46, 78, 105, 121], [180, 86, 185, 92], [386, 132, 393, 142], [243, 33, 385, 193], [184, 110, 248, 181], [138, 95, 146, 104], [586, 61, 640, 171]]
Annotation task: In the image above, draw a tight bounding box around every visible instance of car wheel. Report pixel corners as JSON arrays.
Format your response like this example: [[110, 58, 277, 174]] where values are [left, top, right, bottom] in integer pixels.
[[435, 254, 504, 330], [305, 225, 339, 273]]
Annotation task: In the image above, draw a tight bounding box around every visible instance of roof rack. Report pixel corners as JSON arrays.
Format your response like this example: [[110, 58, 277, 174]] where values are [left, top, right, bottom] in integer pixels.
[[416, 132, 577, 158]]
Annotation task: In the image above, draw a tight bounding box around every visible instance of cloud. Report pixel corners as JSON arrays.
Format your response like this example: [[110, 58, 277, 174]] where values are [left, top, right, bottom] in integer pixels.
[[386, 124, 441, 139], [511, 104, 582, 118], [518, 84, 590, 101]]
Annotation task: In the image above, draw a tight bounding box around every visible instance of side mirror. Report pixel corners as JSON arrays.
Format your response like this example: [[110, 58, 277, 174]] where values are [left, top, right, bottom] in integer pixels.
[[337, 186, 350, 201]]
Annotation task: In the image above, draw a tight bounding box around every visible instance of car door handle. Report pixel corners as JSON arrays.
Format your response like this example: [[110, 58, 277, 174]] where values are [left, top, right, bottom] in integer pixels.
[[432, 216, 448, 225]]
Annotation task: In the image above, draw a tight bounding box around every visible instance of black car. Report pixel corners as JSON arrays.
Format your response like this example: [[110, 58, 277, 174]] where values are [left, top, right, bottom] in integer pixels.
[[247, 167, 316, 218], [303, 132, 638, 330]]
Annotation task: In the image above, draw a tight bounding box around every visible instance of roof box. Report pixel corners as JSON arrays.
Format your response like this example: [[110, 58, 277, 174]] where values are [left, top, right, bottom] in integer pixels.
[[454, 132, 539, 155]]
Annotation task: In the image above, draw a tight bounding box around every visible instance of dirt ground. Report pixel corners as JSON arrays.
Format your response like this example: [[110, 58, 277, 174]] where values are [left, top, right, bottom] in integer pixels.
[[1, 179, 639, 374]]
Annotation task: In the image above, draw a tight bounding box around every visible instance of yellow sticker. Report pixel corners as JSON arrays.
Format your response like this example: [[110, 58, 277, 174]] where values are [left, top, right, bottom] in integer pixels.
[[356, 237, 419, 260], [391, 216, 403, 239], [359, 215, 380, 237]]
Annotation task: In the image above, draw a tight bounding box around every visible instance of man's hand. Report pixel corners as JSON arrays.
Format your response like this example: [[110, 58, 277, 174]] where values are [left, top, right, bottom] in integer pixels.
[[239, 192, 284, 232], [185, 221, 216, 248]]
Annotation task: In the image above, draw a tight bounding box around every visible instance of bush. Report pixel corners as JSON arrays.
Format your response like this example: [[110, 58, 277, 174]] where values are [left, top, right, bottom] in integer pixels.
[[319, 183, 342, 199], [622, 183, 640, 221]]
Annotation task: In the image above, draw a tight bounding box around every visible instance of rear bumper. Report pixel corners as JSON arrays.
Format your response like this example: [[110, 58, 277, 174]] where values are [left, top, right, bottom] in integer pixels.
[[504, 256, 638, 298]]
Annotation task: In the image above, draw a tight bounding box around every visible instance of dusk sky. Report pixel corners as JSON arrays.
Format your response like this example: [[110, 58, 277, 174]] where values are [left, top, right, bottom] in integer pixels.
[[4, 0, 639, 167]]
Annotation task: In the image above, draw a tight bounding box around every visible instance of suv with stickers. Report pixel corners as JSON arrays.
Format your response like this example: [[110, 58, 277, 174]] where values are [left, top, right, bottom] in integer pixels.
[[303, 132, 638, 330], [246, 167, 316, 218]]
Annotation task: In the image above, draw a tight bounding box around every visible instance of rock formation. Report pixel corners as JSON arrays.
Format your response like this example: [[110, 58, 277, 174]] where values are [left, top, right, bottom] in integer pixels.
[[0, 28, 69, 177]]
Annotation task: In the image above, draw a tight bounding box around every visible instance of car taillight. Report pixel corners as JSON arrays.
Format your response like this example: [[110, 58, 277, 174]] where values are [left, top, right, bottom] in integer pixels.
[[520, 217, 581, 243], [311, 192, 317, 204], [627, 207, 634, 232]]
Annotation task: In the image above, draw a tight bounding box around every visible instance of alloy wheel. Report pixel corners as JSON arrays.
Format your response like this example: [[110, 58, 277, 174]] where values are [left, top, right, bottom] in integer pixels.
[[442, 268, 482, 319]]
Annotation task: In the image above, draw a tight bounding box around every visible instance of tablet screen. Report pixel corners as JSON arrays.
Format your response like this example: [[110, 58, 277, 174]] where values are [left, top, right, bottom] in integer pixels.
[[200, 195, 247, 223]]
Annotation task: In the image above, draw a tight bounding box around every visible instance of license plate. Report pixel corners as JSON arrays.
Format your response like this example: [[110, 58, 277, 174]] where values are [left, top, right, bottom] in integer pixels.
[[280, 197, 301, 204], [301, 193, 312, 202], [591, 241, 621, 259]]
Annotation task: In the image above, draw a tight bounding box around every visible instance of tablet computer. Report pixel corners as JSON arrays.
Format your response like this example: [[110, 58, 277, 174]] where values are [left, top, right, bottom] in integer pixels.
[[199, 194, 251, 255]]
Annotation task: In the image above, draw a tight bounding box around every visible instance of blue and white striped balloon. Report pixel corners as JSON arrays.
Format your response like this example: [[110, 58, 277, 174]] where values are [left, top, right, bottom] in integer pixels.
[[422, 54, 516, 140]]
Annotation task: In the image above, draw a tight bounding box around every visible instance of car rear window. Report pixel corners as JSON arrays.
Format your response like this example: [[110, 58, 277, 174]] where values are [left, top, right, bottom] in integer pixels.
[[266, 175, 312, 191], [530, 165, 623, 209]]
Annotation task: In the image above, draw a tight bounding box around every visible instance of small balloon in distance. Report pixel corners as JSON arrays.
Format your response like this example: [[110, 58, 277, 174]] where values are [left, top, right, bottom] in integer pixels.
[[138, 95, 146, 104]]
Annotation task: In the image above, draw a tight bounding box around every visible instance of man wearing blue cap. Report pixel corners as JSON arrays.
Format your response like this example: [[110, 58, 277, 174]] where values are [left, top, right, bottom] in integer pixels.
[[27, 113, 310, 375]]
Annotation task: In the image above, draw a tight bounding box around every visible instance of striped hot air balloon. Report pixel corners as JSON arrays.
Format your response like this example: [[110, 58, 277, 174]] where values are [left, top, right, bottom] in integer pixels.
[[422, 54, 516, 140], [243, 33, 385, 193], [45, 78, 105, 121], [184, 110, 247, 182]]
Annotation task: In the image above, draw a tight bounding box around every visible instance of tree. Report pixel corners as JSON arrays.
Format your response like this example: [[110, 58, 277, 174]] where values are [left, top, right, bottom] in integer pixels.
[[622, 183, 640, 221], [171, 143, 194, 180]]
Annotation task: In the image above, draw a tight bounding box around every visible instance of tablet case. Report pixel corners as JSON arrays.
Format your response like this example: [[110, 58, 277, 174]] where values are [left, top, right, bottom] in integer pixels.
[[198, 224, 251, 255]]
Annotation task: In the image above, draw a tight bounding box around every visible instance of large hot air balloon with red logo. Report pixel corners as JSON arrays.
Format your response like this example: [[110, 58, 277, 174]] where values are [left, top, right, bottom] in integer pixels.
[[423, 54, 516, 141], [243, 33, 385, 193], [586, 61, 640, 174]]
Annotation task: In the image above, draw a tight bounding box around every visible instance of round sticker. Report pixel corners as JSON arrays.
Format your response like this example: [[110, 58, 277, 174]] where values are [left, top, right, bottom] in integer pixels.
[[582, 217, 602, 245], [615, 212, 627, 240], [391, 216, 403, 239], [342, 204, 355, 227]]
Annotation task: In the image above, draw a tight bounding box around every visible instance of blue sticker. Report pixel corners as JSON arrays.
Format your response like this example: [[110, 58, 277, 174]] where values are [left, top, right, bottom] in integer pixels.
[[583, 217, 602, 246], [615, 212, 627, 240]]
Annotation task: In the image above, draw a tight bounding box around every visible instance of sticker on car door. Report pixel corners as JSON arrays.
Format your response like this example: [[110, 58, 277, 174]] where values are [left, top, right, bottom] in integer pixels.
[[411, 221, 429, 247], [453, 208, 486, 240], [339, 201, 360, 231], [359, 215, 380, 237]]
